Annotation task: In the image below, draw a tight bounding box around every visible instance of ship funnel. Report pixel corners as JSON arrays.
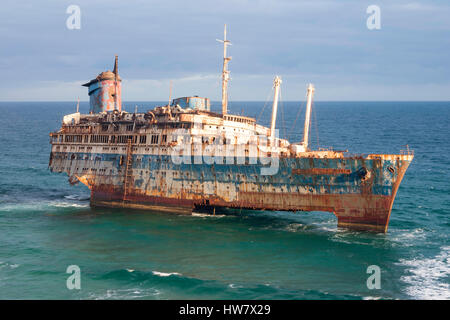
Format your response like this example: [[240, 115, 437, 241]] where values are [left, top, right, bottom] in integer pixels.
[[82, 56, 122, 113]]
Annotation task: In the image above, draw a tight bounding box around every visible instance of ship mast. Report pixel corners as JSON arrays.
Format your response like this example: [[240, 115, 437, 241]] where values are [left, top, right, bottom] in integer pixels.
[[113, 55, 119, 112], [270, 76, 282, 142], [217, 24, 232, 115], [302, 84, 315, 151]]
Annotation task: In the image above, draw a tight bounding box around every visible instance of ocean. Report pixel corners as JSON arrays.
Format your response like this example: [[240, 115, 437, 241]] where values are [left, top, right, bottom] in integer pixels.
[[0, 101, 448, 300]]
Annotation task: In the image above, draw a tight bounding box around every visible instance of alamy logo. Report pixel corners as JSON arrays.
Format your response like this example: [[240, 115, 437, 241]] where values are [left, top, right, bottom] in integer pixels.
[[169, 127, 280, 176], [66, 265, 81, 290], [66, 5, 81, 30], [366, 265, 381, 289], [366, 5, 381, 30]]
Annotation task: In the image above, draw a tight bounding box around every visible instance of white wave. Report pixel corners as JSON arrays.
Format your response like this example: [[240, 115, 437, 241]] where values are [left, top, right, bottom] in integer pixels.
[[50, 201, 89, 208], [0, 200, 89, 212], [126, 269, 135, 273], [0, 203, 48, 212], [152, 271, 181, 277], [284, 223, 307, 233], [64, 195, 80, 200], [311, 220, 339, 232], [398, 246, 450, 300], [389, 228, 427, 247], [330, 230, 373, 245], [89, 288, 161, 300], [0, 262, 20, 270], [64, 194, 89, 201], [363, 296, 383, 300], [191, 212, 226, 218], [318, 226, 339, 232]]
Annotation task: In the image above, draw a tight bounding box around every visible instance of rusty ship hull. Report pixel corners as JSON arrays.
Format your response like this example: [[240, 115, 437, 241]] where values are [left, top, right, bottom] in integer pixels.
[[49, 150, 413, 233]]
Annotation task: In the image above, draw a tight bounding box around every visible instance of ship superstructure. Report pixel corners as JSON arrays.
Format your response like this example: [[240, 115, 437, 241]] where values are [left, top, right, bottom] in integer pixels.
[[49, 27, 413, 232]]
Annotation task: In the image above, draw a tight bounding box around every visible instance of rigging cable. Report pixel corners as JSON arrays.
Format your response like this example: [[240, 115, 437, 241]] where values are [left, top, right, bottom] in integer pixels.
[[287, 93, 306, 141], [279, 87, 287, 141], [312, 100, 320, 149], [256, 86, 274, 124]]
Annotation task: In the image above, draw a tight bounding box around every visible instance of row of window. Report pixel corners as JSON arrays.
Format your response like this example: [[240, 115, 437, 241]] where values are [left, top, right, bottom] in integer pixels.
[[64, 135, 83, 143], [101, 124, 134, 132], [55, 145, 172, 154], [224, 115, 254, 125], [100, 123, 192, 132], [91, 135, 109, 143], [56, 134, 167, 145]]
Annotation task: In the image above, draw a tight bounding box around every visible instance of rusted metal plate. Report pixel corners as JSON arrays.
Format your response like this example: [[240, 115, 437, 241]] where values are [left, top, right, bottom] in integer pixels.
[[292, 168, 351, 175]]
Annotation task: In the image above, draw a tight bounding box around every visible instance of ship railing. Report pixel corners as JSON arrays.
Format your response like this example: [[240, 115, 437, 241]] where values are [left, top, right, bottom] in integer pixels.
[[400, 145, 414, 156], [343, 152, 368, 159], [66, 129, 91, 134], [61, 125, 91, 134]]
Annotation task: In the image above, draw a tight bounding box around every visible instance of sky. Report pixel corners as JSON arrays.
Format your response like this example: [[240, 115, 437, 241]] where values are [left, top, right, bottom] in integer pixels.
[[0, 0, 449, 101]]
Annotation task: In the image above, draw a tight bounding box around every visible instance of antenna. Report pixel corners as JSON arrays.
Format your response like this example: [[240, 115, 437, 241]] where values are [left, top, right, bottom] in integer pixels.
[[216, 24, 232, 115], [76, 97, 80, 113], [168, 80, 173, 107], [132, 105, 138, 131]]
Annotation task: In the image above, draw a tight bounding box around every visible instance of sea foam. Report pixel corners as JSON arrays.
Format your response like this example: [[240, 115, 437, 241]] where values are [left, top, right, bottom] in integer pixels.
[[398, 246, 450, 300]]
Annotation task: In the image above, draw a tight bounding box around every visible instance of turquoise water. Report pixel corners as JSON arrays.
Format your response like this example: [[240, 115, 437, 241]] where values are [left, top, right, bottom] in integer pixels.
[[0, 101, 448, 300]]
